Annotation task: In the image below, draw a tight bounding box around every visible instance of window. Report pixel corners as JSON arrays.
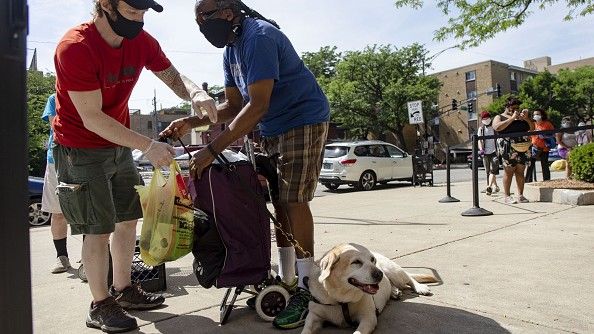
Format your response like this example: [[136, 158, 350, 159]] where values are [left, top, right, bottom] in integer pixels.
[[465, 70, 476, 81], [353, 146, 370, 157], [368, 145, 388, 157], [147, 121, 152, 130], [324, 146, 349, 158], [385, 145, 405, 158], [466, 91, 477, 99], [510, 72, 517, 81]]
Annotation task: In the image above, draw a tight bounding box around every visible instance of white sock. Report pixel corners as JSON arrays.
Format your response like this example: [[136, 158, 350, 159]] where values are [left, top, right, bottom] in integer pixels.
[[296, 257, 314, 289], [277, 247, 296, 284]]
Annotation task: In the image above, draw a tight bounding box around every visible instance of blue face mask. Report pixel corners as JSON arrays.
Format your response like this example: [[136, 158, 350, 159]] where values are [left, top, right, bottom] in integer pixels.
[[103, 8, 144, 39]]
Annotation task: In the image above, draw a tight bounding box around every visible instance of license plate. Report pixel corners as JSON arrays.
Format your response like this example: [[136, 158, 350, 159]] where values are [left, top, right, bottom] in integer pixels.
[[323, 163, 332, 169]]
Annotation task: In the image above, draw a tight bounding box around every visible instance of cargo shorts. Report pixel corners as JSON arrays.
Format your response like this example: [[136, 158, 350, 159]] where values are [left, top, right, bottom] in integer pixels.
[[53, 145, 144, 235], [262, 122, 329, 203]]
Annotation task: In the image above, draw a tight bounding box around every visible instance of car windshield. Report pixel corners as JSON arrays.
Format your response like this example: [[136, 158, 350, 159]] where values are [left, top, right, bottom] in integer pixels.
[[324, 146, 349, 158]]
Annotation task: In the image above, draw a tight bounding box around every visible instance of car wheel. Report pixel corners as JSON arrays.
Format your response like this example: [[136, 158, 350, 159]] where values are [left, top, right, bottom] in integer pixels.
[[323, 183, 340, 191], [29, 198, 51, 226], [358, 171, 376, 191]]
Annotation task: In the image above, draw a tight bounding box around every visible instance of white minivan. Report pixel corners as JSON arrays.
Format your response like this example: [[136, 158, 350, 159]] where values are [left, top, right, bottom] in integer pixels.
[[319, 140, 414, 191]]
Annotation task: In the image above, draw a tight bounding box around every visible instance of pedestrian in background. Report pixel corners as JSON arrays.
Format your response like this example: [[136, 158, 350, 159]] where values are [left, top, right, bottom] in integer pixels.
[[556, 116, 578, 179], [493, 97, 534, 204], [525, 109, 555, 183], [41, 93, 71, 274], [477, 111, 500, 195], [576, 121, 592, 146]]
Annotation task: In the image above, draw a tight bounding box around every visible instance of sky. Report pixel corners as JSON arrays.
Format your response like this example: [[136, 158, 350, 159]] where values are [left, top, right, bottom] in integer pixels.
[[27, 0, 594, 114]]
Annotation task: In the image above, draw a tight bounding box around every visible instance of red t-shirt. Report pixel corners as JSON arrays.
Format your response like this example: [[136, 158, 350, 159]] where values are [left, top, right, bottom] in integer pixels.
[[53, 22, 171, 148]]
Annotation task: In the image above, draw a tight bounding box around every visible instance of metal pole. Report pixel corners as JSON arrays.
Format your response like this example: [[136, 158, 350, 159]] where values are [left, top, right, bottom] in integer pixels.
[[462, 134, 493, 216], [439, 146, 459, 203]]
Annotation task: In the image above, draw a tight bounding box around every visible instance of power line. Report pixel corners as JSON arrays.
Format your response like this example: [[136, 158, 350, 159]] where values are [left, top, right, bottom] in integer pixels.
[[28, 40, 221, 55]]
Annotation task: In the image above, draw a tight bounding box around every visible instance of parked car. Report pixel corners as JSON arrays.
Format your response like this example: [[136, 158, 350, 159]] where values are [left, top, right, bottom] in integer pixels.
[[29, 176, 51, 226], [319, 140, 414, 191]]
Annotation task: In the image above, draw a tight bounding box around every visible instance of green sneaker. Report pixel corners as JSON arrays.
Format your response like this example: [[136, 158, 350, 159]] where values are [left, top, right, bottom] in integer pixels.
[[272, 287, 312, 329]]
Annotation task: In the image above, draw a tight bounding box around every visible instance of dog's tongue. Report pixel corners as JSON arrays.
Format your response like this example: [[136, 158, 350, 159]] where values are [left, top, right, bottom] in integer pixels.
[[362, 284, 380, 294]]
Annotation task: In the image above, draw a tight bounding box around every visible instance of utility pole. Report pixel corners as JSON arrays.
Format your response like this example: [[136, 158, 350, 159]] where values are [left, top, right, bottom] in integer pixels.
[[152, 89, 158, 139]]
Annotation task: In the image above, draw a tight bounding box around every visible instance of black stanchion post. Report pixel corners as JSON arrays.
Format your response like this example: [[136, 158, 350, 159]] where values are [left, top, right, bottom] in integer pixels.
[[461, 134, 493, 216], [439, 146, 460, 203]]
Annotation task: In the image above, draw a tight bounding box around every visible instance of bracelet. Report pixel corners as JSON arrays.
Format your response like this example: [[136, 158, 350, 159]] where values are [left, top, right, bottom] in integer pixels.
[[206, 143, 219, 158], [143, 140, 155, 153]]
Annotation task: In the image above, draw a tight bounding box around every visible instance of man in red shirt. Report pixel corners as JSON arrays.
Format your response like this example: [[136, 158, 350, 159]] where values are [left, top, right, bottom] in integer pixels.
[[53, 1, 217, 332]]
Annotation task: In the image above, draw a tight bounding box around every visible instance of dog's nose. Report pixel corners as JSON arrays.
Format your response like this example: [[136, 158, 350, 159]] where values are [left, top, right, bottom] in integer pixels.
[[372, 269, 383, 282]]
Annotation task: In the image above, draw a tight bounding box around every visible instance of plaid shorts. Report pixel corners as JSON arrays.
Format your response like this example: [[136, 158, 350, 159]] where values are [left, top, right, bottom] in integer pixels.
[[262, 122, 329, 203]]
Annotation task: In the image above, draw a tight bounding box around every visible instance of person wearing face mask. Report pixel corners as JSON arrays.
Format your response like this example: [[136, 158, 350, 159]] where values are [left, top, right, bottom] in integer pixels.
[[53, 1, 219, 332], [525, 109, 555, 183], [161, 0, 329, 329], [477, 111, 500, 195], [576, 121, 592, 146], [556, 116, 579, 179], [492, 97, 534, 204]]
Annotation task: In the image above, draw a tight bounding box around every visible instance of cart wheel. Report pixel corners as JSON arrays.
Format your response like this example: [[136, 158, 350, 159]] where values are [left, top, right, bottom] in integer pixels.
[[255, 285, 290, 322], [220, 304, 233, 325], [78, 264, 87, 282]]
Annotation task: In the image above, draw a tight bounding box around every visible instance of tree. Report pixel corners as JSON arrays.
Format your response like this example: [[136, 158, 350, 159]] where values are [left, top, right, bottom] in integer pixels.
[[555, 66, 594, 122], [519, 70, 560, 111], [394, 0, 594, 48], [326, 44, 440, 148], [27, 71, 55, 176], [302, 46, 342, 91]]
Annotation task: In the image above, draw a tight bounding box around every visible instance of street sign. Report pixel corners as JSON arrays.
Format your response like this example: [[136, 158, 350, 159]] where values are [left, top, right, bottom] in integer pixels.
[[407, 100, 424, 124]]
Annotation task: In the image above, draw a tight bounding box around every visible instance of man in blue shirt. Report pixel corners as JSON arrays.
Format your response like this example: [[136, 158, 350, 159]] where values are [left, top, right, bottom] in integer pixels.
[[161, 0, 329, 329], [41, 94, 71, 274]]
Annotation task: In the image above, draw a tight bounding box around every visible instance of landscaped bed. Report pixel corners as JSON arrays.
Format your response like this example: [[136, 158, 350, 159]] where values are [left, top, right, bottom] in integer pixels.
[[531, 179, 594, 190]]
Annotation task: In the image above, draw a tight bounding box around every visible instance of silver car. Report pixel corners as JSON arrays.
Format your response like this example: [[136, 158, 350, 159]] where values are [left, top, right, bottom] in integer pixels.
[[319, 140, 414, 191]]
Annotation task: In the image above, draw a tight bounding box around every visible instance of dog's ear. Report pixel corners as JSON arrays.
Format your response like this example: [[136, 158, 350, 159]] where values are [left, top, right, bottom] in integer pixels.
[[319, 251, 340, 282]]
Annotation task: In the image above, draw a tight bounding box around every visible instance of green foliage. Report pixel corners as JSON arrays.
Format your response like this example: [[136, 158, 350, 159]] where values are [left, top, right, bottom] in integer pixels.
[[302, 46, 342, 91], [569, 143, 594, 182], [394, 0, 594, 48], [27, 71, 55, 176], [485, 94, 511, 116], [325, 44, 440, 147]]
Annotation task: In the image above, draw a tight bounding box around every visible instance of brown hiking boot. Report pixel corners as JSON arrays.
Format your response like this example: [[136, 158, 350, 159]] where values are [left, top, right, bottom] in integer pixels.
[[86, 297, 137, 333], [109, 283, 165, 310]]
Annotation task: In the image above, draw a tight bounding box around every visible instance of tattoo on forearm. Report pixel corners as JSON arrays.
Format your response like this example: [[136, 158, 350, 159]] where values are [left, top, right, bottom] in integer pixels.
[[154, 65, 191, 100]]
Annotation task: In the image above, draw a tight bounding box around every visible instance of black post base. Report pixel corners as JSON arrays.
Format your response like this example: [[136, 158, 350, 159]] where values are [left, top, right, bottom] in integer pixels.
[[439, 196, 460, 203], [461, 207, 493, 217]]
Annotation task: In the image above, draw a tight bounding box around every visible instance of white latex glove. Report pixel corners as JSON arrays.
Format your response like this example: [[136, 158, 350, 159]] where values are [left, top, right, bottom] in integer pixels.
[[180, 75, 218, 123], [143, 140, 176, 169]]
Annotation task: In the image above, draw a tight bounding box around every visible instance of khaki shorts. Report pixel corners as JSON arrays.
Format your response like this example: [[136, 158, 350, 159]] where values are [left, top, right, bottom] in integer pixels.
[[53, 145, 143, 235], [41, 163, 62, 214], [262, 122, 328, 203]]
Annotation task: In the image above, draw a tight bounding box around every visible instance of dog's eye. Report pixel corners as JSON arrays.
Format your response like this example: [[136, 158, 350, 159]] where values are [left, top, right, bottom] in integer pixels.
[[371, 257, 376, 263], [351, 260, 362, 266]]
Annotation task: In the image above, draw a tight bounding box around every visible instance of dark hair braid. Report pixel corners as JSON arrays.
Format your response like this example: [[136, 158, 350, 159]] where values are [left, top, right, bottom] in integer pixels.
[[234, 1, 280, 29]]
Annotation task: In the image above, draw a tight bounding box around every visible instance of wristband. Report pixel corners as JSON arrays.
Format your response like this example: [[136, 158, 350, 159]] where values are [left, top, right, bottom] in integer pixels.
[[206, 143, 219, 158]]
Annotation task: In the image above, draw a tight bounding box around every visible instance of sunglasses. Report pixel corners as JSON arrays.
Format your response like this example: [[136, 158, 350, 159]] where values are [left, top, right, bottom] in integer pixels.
[[196, 8, 220, 24]]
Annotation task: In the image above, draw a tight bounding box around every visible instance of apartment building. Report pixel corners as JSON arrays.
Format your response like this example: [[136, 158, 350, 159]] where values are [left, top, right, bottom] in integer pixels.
[[432, 61, 537, 149]]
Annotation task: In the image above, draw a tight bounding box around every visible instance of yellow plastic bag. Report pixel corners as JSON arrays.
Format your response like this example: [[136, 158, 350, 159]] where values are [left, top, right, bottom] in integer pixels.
[[550, 159, 567, 171], [135, 161, 194, 266]]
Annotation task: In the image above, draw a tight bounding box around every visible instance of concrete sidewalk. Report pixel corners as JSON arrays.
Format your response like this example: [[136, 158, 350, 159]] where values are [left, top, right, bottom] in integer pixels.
[[30, 181, 594, 334]]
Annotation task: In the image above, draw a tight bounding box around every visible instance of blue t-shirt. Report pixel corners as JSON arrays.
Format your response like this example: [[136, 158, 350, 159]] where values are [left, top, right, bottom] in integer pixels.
[[41, 94, 56, 164], [223, 18, 330, 137]]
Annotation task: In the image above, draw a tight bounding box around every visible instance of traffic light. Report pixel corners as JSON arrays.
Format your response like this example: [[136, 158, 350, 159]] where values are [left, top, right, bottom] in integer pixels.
[[451, 99, 458, 111], [467, 101, 473, 114], [496, 83, 502, 97]]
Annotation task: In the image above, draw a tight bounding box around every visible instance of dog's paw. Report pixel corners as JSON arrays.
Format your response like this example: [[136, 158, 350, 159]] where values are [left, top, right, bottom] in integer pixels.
[[415, 284, 433, 296]]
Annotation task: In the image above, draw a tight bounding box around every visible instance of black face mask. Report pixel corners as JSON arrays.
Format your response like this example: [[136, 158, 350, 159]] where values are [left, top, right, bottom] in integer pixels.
[[103, 8, 144, 40], [199, 18, 233, 48]]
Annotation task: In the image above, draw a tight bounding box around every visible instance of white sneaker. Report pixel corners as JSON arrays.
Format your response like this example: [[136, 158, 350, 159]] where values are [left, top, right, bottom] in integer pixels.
[[517, 195, 530, 203], [51, 256, 71, 274], [504, 196, 518, 204]]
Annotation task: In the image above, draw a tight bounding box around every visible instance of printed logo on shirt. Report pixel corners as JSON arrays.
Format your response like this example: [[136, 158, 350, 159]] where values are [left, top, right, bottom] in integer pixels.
[[105, 66, 138, 88], [230, 63, 242, 78]]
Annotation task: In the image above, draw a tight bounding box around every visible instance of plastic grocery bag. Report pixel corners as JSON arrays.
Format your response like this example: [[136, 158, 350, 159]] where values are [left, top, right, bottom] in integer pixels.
[[550, 159, 567, 171], [135, 161, 195, 266]]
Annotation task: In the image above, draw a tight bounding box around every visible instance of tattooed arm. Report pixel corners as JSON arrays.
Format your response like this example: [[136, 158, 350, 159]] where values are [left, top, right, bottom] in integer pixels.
[[153, 65, 217, 122]]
